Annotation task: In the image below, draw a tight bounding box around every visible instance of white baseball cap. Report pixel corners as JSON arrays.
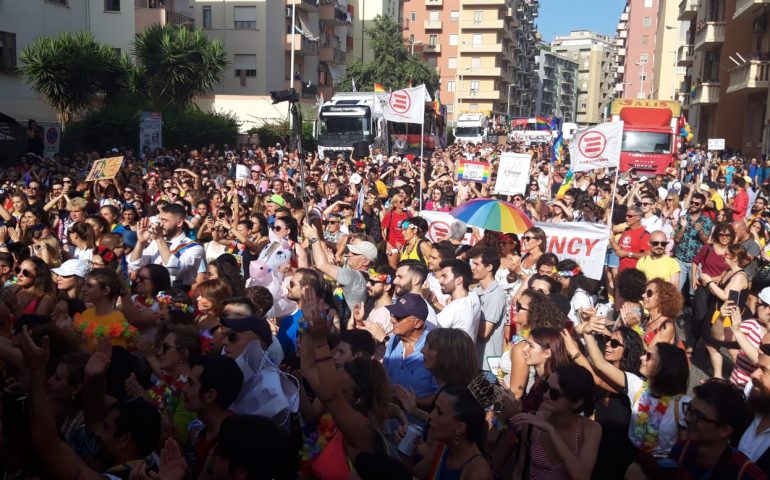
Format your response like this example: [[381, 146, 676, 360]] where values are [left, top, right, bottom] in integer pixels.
[[51, 259, 89, 278], [758, 287, 770, 306], [347, 241, 378, 261], [349, 173, 362, 185]]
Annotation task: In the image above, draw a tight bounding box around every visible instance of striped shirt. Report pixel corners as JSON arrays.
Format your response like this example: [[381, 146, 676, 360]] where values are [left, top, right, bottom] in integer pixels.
[[730, 319, 766, 388]]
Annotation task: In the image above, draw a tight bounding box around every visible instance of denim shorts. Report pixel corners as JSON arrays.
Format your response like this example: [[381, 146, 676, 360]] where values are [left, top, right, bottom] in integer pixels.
[[605, 249, 619, 268]]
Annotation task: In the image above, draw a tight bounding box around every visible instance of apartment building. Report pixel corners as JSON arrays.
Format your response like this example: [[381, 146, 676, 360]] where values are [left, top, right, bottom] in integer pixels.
[[679, 0, 769, 157], [0, 0, 136, 123], [534, 50, 578, 122], [349, 0, 402, 64], [135, 0, 195, 33], [402, 0, 540, 125], [552, 30, 616, 124], [193, 0, 353, 129], [650, 0, 688, 102], [615, 0, 660, 100]]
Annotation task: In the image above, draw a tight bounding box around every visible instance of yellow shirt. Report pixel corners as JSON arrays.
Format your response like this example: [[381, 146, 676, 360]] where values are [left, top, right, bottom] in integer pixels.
[[710, 192, 724, 210], [636, 256, 681, 283], [73, 307, 138, 351]]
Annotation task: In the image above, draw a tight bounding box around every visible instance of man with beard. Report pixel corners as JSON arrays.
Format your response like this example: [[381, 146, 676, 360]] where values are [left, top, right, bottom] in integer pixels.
[[129, 203, 204, 290], [636, 230, 681, 286], [741, 343, 770, 471], [436, 259, 482, 343], [673, 192, 714, 292], [392, 260, 438, 326], [422, 243, 453, 312], [277, 268, 325, 356], [359, 264, 395, 340]]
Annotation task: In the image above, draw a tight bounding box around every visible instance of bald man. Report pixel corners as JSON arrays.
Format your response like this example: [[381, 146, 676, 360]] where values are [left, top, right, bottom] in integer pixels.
[[635, 230, 680, 287]]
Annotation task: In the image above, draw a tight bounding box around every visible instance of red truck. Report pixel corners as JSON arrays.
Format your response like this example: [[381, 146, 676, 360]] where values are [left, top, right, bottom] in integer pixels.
[[611, 99, 681, 175]]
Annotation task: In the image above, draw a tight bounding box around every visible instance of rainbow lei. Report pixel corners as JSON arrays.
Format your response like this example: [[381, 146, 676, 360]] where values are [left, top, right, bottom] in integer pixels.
[[557, 265, 582, 278], [147, 374, 188, 413], [299, 413, 336, 478], [156, 291, 194, 313], [73, 313, 139, 343], [630, 383, 672, 453], [136, 295, 155, 308]]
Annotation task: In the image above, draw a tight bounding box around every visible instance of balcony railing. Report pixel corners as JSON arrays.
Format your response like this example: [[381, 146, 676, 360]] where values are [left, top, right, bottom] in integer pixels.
[[459, 43, 504, 54], [678, 0, 699, 21], [424, 20, 443, 30], [319, 2, 348, 25], [286, 34, 319, 55], [320, 46, 346, 64], [694, 22, 725, 51], [424, 44, 441, 53], [727, 60, 770, 94], [677, 44, 694, 66], [287, 0, 320, 12], [734, 0, 770, 20], [691, 82, 720, 105], [460, 19, 505, 29]]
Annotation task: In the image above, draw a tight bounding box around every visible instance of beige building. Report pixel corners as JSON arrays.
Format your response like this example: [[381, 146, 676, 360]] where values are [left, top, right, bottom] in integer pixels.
[[0, 0, 136, 123], [349, 0, 402, 64], [193, 0, 353, 129], [552, 30, 616, 124], [535, 51, 578, 122], [650, 0, 687, 102], [403, 0, 540, 124]]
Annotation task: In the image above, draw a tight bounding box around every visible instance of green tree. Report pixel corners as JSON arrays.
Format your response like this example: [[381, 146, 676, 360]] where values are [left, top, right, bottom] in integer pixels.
[[134, 24, 227, 109], [19, 32, 127, 123], [337, 15, 439, 95]]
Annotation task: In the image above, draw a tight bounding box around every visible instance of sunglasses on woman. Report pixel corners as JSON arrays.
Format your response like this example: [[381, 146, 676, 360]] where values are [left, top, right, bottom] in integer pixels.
[[157, 342, 183, 355], [15, 267, 35, 279], [271, 225, 284, 232], [542, 383, 563, 401], [607, 338, 624, 349]]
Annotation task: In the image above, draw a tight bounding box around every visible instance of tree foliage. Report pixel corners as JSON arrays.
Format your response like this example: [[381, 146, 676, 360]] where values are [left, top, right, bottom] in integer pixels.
[[18, 32, 130, 123], [337, 15, 439, 96], [133, 24, 228, 108]]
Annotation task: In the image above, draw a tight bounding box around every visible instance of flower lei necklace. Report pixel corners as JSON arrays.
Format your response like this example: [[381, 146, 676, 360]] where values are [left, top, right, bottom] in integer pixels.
[[148, 374, 188, 413], [630, 383, 672, 453], [299, 413, 336, 478], [73, 313, 138, 343]]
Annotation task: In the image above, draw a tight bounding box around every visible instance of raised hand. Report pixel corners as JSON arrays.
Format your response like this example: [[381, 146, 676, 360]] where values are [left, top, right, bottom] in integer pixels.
[[85, 338, 113, 379], [300, 286, 327, 340], [19, 326, 49, 373], [158, 438, 187, 480], [137, 218, 152, 245]]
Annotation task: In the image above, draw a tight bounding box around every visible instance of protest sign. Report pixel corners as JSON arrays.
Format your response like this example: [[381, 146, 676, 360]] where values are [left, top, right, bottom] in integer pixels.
[[419, 210, 479, 245], [383, 85, 429, 124], [457, 160, 491, 183], [494, 152, 530, 195], [139, 111, 162, 153], [86, 156, 124, 182], [707, 138, 725, 150], [236, 164, 250, 180], [535, 221, 610, 280], [569, 122, 623, 173]]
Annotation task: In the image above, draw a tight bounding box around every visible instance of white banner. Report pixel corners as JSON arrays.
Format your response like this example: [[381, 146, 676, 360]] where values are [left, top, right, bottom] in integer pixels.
[[235, 164, 250, 180], [535, 221, 610, 280], [139, 111, 163, 153], [384, 85, 429, 124], [494, 152, 531, 195], [419, 210, 479, 245], [569, 121, 623, 173], [707, 138, 725, 150], [42, 125, 61, 158]]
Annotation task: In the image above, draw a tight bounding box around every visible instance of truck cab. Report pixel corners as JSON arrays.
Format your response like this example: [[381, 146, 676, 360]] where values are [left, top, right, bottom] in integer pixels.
[[611, 99, 681, 175], [453, 114, 489, 144]]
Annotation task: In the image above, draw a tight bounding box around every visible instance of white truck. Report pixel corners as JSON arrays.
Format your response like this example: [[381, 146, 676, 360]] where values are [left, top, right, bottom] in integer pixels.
[[453, 114, 489, 144], [316, 92, 388, 160]]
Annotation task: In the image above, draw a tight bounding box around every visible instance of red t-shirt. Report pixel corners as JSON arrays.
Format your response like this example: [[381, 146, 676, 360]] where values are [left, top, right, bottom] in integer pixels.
[[618, 226, 650, 271], [381, 210, 411, 247], [732, 189, 749, 220], [692, 244, 729, 277]]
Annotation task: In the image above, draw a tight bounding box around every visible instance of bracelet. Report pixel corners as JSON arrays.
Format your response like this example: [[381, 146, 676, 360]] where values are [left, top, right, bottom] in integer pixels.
[[315, 355, 333, 364], [707, 281, 715, 287], [571, 352, 582, 361]]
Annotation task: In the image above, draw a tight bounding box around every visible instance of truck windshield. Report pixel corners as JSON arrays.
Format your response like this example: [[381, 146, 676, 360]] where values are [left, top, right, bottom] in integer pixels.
[[319, 113, 371, 137], [622, 131, 672, 154], [455, 126, 483, 137]]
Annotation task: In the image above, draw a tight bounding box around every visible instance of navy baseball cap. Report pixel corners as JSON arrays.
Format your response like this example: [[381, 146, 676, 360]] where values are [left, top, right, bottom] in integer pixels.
[[221, 315, 272, 346], [386, 293, 429, 322]]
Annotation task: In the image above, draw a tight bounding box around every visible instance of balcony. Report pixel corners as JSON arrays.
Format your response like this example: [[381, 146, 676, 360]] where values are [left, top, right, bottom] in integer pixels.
[[616, 38, 625, 47], [466, 67, 502, 76], [617, 65, 625, 74], [620, 11, 629, 21], [320, 46, 346, 64], [459, 43, 504, 54], [678, 0, 699, 20], [460, 0, 508, 5], [286, 34, 319, 55], [727, 60, 770, 94], [734, 0, 770, 20], [135, 2, 195, 32], [287, 0, 319, 12], [461, 90, 502, 100], [424, 20, 443, 30], [424, 43, 441, 53], [425, 0, 443, 5], [691, 82, 720, 104], [694, 22, 725, 51], [320, 3, 347, 26], [617, 47, 626, 57], [619, 30, 628, 38], [677, 44, 694, 66], [460, 19, 505, 29], [293, 80, 319, 98]]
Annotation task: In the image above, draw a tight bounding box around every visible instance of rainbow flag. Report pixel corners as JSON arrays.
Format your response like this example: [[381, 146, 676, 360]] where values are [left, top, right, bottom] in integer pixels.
[[374, 82, 386, 93], [535, 116, 551, 130], [552, 132, 564, 165], [556, 169, 573, 198], [549, 116, 561, 131], [457, 159, 490, 183]]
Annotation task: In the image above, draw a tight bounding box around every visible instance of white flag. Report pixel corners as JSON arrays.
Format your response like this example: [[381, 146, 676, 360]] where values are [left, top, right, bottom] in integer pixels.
[[384, 85, 430, 124], [568, 121, 623, 173]]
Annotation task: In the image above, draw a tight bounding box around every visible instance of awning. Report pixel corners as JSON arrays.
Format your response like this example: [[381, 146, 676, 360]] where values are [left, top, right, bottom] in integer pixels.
[[296, 10, 319, 41]]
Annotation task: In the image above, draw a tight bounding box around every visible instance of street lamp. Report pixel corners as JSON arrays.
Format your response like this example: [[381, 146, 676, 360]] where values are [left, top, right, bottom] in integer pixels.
[[410, 40, 423, 55], [455, 67, 470, 124]]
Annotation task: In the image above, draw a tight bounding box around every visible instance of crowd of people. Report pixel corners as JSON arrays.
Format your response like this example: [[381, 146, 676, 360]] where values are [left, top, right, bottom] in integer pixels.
[[0, 137, 769, 480]]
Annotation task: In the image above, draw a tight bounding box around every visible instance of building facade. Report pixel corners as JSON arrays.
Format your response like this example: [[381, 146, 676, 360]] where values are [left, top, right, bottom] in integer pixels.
[[402, 0, 540, 125], [534, 50, 578, 122], [349, 0, 402, 64], [552, 30, 616, 124], [650, 0, 687, 102], [0, 0, 136, 123], [679, 0, 769, 157], [615, 0, 661, 100]]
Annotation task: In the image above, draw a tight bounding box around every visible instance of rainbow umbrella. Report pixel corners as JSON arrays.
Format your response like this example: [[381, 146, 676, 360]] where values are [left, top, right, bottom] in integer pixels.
[[450, 199, 533, 234]]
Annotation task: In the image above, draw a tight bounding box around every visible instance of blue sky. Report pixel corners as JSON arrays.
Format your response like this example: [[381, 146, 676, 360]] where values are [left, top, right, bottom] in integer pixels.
[[538, 0, 625, 43]]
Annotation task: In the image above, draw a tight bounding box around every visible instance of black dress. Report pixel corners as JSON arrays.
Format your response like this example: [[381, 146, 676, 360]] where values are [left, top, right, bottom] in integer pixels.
[[592, 388, 636, 479]]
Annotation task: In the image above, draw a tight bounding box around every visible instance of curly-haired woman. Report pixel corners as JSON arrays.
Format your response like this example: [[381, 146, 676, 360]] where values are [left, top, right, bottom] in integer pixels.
[[622, 278, 684, 348]]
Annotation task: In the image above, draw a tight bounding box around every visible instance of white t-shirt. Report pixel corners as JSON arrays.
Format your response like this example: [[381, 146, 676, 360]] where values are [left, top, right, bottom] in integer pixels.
[[425, 273, 450, 307], [436, 292, 481, 343], [625, 372, 689, 458], [739, 414, 770, 463], [366, 305, 393, 336], [641, 214, 664, 234], [568, 288, 594, 325]]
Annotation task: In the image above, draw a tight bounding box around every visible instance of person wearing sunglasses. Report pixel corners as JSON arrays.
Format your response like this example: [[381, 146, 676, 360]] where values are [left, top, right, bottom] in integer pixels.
[[581, 324, 689, 459], [636, 230, 681, 287], [673, 192, 713, 294], [511, 364, 602, 480], [638, 193, 663, 234], [1, 257, 56, 320], [720, 288, 770, 391], [610, 206, 650, 274], [381, 193, 411, 269], [628, 379, 762, 480]]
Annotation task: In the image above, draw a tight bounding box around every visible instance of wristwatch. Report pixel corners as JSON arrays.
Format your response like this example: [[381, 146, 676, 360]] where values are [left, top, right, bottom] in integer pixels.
[[309, 237, 319, 244]]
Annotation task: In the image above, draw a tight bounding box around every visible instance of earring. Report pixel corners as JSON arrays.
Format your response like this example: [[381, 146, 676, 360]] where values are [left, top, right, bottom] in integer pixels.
[[452, 436, 460, 446]]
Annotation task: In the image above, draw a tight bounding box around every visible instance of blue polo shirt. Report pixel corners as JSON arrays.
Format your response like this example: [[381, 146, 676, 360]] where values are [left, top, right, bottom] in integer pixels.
[[277, 309, 303, 355], [383, 330, 439, 400]]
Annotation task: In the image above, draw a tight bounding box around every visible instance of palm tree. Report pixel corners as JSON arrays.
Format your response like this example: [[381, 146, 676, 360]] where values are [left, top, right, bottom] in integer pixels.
[[19, 32, 124, 123], [134, 24, 228, 109]]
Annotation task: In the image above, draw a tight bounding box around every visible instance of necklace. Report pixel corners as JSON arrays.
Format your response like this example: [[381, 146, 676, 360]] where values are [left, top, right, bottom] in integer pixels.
[[630, 383, 672, 453]]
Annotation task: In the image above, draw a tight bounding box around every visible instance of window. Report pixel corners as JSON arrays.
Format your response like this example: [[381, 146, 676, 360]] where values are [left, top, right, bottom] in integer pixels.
[[644, 0, 653, 6], [203, 6, 212, 29], [0, 31, 17, 73], [642, 16, 652, 27], [641, 35, 649, 45], [104, 0, 120, 12], [471, 57, 481, 70], [640, 53, 648, 64], [411, 11, 416, 21], [473, 11, 483, 24], [469, 103, 479, 111], [448, 57, 457, 68], [450, 10, 459, 21], [449, 34, 458, 45], [447, 80, 455, 92], [640, 72, 647, 81], [472, 34, 482, 46], [234, 54, 257, 77], [234, 6, 257, 29], [429, 11, 439, 22], [470, 80, 480, 95], [429, 35, 437, 45], [446, 104, 453, 114], [409, 34, 415, 43], [581, 103, 587, 109], [46, 0, 68, 5]]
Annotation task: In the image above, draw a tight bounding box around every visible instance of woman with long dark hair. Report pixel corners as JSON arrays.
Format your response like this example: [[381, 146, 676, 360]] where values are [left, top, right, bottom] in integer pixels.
[[555, 259, 598, 325], [121, 264, 171, 339], [2, 257, 56, 318]]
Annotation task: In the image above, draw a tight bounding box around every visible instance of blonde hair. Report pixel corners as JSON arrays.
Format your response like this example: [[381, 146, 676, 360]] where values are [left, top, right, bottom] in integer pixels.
[[66, 197, 87, 210]]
